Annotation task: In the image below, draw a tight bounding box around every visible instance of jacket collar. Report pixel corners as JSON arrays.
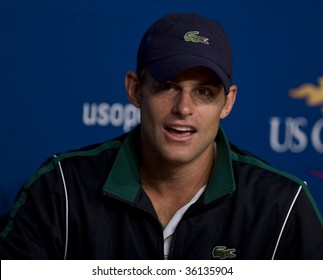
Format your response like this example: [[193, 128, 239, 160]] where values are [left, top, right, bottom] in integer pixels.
[[103, 126, 236, 205]]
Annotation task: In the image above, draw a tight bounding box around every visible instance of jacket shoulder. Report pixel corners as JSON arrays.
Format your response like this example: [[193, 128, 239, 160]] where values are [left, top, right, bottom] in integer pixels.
[[54, 133, 128, 162], [229, 143, 306, 188]]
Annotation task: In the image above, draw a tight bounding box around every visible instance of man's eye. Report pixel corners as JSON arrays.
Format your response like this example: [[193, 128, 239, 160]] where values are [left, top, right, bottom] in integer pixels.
[[159, 82, 176, 91], [195, 88, 211, 96]]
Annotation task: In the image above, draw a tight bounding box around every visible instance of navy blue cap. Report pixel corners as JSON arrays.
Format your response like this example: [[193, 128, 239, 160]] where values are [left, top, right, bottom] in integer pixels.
[[136, 13, 232, 93]]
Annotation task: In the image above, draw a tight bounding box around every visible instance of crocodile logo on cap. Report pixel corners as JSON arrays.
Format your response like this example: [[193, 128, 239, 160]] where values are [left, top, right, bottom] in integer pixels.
[[184, 31, 209, 45]]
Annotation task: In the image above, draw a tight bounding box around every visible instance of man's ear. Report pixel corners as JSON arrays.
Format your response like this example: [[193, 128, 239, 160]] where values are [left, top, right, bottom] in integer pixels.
[[220, 85, 237, 119], [125, 71, 141, 108]]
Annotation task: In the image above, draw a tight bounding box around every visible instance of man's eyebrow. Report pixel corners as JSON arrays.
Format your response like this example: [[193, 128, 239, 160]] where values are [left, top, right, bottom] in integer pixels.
[[196, 80, 222, 87], [169, 79, 222, 87]]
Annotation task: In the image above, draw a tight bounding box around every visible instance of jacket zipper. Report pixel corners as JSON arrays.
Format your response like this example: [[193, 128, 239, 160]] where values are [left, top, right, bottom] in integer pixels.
[[103, 192, 165, 259]]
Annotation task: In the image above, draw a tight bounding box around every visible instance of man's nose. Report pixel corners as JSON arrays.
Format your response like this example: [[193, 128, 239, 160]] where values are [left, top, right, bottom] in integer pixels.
[[172, 91, 194, 117]]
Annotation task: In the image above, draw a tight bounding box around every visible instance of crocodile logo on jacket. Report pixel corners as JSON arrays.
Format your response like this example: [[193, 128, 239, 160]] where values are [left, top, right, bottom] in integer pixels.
[[212, 246, 236, 259], [184, 31, 209, 45]]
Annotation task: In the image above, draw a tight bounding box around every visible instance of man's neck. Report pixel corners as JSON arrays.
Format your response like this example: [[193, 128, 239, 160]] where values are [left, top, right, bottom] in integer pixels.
[[140, 144, 216, 226]]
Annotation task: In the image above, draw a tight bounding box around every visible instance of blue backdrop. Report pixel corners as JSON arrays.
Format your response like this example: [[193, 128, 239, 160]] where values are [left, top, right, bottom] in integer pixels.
[[1, 0, 322, 216]]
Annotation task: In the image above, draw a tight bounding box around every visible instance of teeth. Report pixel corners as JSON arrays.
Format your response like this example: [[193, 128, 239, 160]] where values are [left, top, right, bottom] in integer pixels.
[[169, 125, 194, 132]]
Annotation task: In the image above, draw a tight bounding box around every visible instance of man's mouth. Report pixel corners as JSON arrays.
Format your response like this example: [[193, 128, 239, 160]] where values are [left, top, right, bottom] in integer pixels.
[[166, 125, 196, 132], [164, 125, 197, 139]]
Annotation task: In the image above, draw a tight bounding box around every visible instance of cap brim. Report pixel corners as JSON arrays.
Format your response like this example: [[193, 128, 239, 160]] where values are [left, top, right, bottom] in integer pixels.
[[147, 55, 231, 93]]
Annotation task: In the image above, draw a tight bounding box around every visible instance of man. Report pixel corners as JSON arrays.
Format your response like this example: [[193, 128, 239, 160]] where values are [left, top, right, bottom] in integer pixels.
[[0, 13, 322, 259]]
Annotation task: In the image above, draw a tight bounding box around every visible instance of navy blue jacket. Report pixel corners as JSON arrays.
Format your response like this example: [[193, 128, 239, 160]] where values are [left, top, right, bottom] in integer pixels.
[[1, 126, 323, 259]]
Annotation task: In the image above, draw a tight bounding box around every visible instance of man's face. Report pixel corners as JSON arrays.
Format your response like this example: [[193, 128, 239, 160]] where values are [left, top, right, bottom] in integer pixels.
[[127, 66, 236, 165]]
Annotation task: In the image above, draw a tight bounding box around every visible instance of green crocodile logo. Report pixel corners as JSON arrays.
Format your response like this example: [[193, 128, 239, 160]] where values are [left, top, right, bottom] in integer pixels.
[[212, 246, 236, 259], [184, 31, 209, 45]]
